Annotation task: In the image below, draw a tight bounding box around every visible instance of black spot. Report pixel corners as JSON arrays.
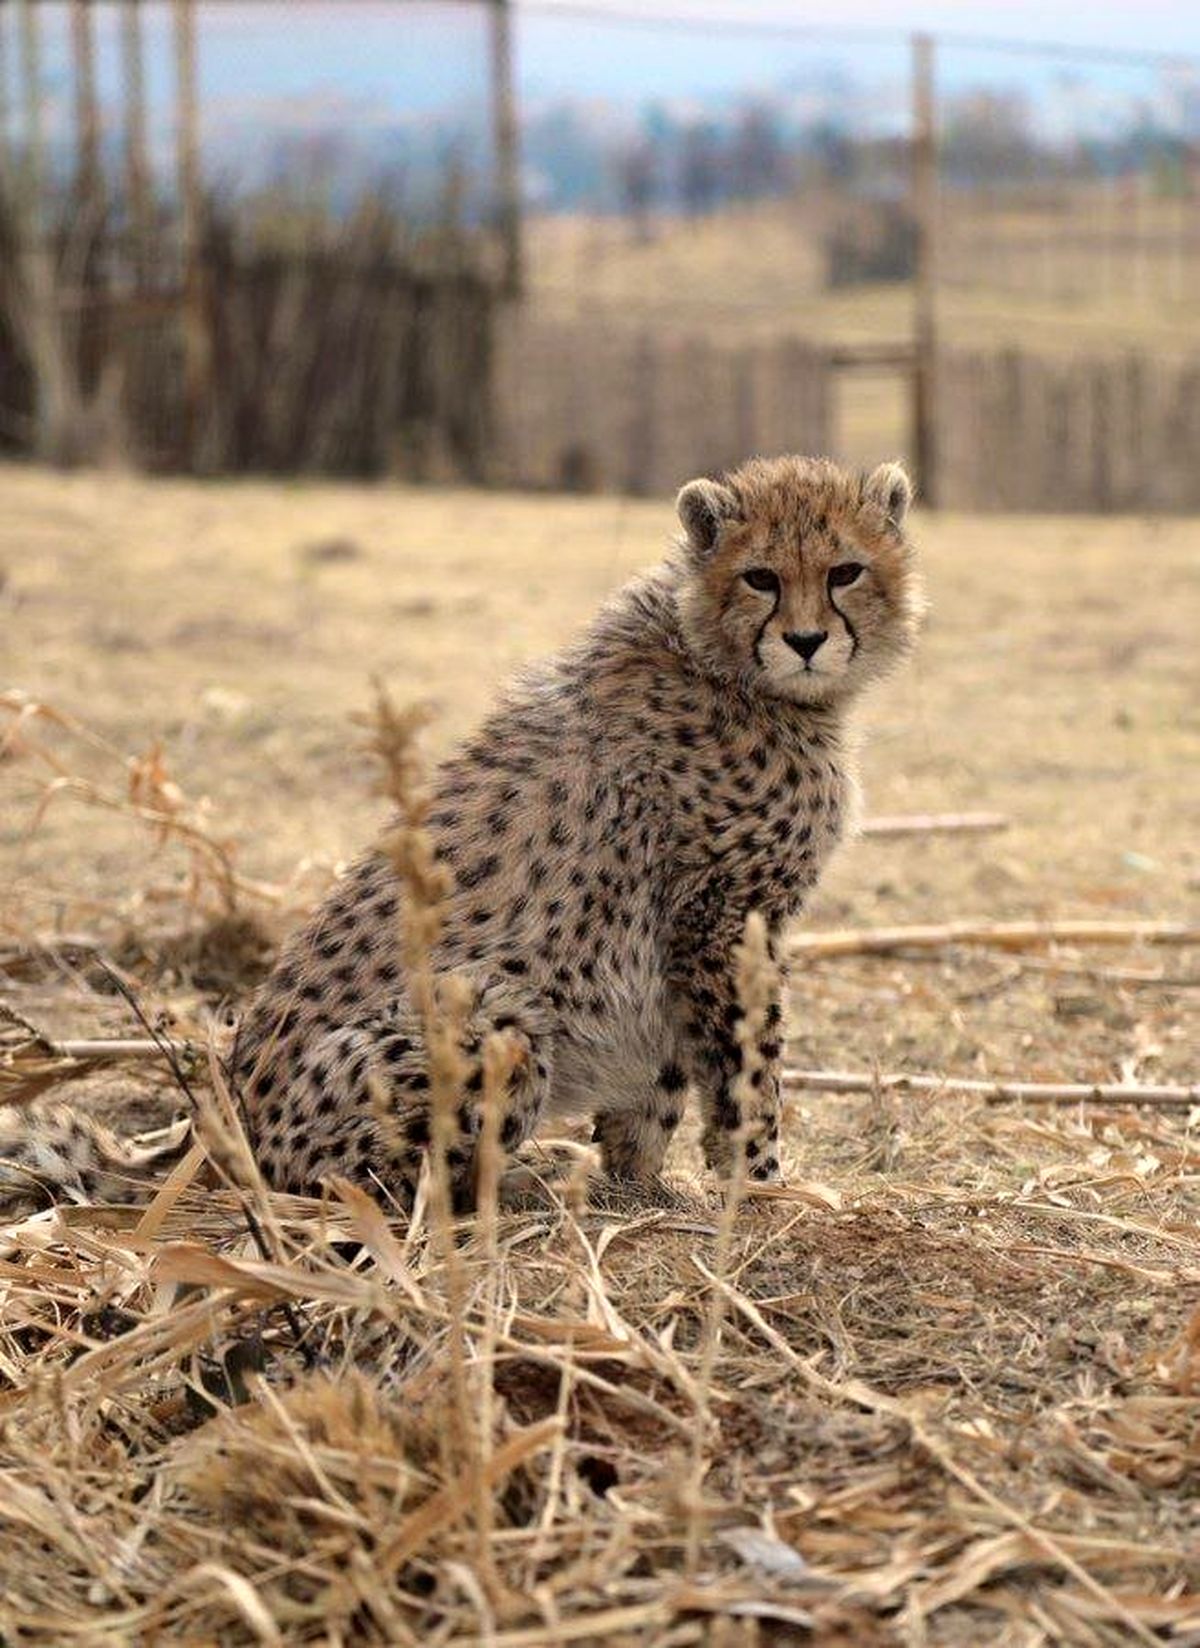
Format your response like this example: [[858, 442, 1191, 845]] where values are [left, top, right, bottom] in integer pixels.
[[501, 1113, 523, 1147], [459, 854, 500, 890], [501, 956, 528, 976], [658, 1062, 687, 1093], [580, 1463, 619, 1502]]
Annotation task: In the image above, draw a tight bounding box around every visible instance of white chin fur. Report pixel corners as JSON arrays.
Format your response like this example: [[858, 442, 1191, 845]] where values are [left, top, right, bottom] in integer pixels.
[[766, 669, 841, 703]]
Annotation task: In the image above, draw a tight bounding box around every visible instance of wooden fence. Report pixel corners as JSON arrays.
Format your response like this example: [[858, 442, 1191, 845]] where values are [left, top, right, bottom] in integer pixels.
[[936, 347, 1200, 513], [0, 205, 500, 477], [493, 313, 832, 494]]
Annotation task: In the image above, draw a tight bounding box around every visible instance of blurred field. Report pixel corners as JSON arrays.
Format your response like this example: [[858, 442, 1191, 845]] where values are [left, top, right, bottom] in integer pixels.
[[531, 197, 1200, 351], [530, 197, 1200, 469], [2, 464, 1200, 1641]]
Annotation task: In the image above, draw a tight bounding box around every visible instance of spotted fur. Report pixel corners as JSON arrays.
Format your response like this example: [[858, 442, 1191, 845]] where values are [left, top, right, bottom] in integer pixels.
[[0, 1103, 190, 1219], [227, 455, 922, 1208]]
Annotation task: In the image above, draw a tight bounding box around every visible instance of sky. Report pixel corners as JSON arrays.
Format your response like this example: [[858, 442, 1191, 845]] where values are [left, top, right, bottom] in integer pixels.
[[6, 1, 1198, 181], [518, 0, 1200, 57]]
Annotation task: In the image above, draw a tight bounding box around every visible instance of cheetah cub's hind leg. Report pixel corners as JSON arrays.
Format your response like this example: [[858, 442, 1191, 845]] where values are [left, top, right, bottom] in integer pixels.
[[255, 977, 554, 1211]]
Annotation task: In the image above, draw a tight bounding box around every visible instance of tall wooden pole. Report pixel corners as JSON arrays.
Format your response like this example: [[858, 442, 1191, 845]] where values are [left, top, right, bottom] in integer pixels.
[[173, 0, 208, 462], [911, 33, 939, 507], [122, 0, 152, 280], [0, 2, 12, 201], [17, 0, 43, 232], [489, 0, 522, 296], [70, 0, 101, 220]]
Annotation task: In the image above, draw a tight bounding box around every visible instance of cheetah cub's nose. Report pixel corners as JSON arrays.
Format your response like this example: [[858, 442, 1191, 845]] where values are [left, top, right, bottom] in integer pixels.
[[783, 630, 827, 663]]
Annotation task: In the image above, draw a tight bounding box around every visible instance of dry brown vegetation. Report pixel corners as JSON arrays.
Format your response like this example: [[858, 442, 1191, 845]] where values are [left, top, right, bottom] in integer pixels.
[[2, 464, 1199, 1643]]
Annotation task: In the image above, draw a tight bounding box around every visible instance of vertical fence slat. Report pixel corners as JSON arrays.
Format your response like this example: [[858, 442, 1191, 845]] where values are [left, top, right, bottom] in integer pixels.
[[122, 0, 152, 284], [173, 0, 210, 465]]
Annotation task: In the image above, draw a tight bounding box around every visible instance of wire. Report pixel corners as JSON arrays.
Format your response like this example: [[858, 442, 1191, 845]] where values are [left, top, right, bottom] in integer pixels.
[[514, 0, 1200, 72]]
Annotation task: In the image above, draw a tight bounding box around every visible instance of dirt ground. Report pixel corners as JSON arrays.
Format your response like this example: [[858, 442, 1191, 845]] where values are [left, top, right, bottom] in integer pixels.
[[2, 463, 1200, 1643]]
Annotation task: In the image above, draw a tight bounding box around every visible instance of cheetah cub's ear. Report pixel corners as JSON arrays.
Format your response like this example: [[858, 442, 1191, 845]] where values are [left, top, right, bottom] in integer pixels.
[[863, 460, 913, 531], [677, 476, 741, 562]]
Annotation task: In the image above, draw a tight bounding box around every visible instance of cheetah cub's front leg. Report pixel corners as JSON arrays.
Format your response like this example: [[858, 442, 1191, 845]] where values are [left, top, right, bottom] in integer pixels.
[[670, 934, 786, 1184]]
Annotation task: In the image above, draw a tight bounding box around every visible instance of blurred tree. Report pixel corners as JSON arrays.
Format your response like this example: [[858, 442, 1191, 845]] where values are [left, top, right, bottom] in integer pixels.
[[730, 103, 786, 201], [680, 120, 722, 217], [617, 137, 656, 241]]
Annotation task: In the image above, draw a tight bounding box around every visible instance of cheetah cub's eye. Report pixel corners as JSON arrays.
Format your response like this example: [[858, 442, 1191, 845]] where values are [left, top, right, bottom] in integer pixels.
[[742, 568, 780, 594], [828, 561, 865, 589]]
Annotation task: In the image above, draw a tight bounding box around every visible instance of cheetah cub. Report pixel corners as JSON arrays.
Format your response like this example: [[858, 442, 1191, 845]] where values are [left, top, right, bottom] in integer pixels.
[[233, 456, 922, 1204]]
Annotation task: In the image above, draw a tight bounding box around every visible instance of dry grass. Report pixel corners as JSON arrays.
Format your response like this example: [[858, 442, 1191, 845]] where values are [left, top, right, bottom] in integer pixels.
[[2, 464, 1199, 1642]]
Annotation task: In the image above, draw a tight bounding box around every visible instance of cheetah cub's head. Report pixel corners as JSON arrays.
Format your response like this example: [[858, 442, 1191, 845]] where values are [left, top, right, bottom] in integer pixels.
[[675, 455, 922, 706]]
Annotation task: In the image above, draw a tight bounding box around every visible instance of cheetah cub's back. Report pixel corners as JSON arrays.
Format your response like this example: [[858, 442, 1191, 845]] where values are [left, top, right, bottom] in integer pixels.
[[232, 455, 922, 1206]]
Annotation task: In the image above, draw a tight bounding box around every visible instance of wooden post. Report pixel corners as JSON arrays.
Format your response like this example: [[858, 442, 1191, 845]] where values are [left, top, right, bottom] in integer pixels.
[[910, 32, 938, 508], [122, 0, 152, 281], [70, 0, 101, 219], [0, 2, 12, 200], [173, 0, 208, 462], [17, 0, 43, 230], [17, 0, 81, 461], [70, 0, 105, 396], [489, 0, 522, 296]]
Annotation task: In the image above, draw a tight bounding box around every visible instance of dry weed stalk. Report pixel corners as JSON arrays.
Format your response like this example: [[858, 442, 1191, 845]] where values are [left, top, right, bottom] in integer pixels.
[[472, 1028, 519, 1591], [1, 689, 282, 914], [358, 682, 489, 1552], [684, 909, 778, 1574]]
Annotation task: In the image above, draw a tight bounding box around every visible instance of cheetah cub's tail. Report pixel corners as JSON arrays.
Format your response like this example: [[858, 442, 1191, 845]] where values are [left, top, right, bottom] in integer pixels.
[[0, 1102, 192, 1222]]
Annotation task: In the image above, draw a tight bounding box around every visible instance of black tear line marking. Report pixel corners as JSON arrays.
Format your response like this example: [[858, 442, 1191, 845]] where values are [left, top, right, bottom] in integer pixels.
[[829, 592, 858, 660], [751, 587, 782, 669]]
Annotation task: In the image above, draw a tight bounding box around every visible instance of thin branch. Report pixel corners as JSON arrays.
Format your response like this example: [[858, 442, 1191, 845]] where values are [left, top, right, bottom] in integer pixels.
[[25, 1037, 189, 1062], [859, 811, 1009, 838], [784, 1067, 1200, 1110], [791, 919, 1200, 958]]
